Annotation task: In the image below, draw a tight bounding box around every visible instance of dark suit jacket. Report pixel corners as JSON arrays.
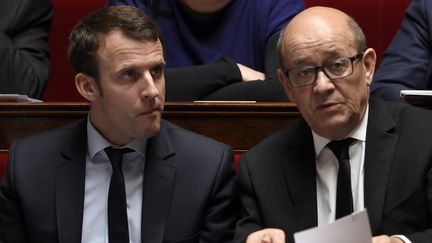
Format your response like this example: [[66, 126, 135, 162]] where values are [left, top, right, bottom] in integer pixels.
[[372, 0, 432, 101], [0, 0, 52, 99], [165, 39, 289, 102], [0, 119, 239, 243], [235, 99, 432, 243]]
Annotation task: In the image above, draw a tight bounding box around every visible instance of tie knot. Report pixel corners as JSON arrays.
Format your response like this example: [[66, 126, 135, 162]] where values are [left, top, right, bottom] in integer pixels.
[[104, 147, 133, 168], [327, 137, 356, 161]]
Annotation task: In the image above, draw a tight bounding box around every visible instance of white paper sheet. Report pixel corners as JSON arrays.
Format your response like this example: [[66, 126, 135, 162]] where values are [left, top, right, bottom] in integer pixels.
[[294, 209, 372, 243]]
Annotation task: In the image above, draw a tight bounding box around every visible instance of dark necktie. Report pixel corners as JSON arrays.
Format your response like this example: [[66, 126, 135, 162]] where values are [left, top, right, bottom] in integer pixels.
[[327, 137, 356, 219], [105, 147, 133, 243]]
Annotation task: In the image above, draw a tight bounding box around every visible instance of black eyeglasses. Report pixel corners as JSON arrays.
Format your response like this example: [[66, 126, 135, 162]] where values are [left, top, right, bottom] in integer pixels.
[[282, 53, 364, 88]]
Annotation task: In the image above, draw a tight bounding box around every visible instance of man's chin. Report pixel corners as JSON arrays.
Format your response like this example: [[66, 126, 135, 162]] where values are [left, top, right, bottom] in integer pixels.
[[141, 123, 161, 139]]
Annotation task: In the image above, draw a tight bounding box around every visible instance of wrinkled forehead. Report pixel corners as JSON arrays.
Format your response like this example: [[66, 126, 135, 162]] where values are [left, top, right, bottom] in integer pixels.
[[281, 34, 357, 67], [280, 12, 356, 67]]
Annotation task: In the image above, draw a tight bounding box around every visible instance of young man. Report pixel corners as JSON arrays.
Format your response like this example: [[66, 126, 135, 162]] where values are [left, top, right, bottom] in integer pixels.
[[0, 6, 239, 243]]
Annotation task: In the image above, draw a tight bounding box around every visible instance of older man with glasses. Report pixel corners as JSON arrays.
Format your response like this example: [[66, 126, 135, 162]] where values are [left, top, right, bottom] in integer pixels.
[[234, 6, 432, 243]]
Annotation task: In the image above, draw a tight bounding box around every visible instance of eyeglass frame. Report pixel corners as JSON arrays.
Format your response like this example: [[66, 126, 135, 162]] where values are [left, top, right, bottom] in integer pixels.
[[281, 52, 364, 88]]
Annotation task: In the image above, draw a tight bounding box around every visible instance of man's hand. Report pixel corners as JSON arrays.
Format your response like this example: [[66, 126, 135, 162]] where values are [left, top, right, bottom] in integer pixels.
[[246, 228, 285, 243], [373, 235, 405, 243], [237, 63, 265, 81]]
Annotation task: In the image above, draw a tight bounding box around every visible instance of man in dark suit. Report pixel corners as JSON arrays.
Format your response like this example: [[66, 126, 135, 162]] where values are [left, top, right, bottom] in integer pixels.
[[372, 0, 432, 101], [0, 0, 52, 99], [0, 6, 239, 243], [235, 6, 432, 243]]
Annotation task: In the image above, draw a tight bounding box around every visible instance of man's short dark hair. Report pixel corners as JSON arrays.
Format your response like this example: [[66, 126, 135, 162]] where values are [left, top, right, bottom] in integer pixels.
[[68, 6, 163, 81]]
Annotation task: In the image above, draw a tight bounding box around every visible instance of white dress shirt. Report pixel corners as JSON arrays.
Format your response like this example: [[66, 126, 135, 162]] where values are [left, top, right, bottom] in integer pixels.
[[313, 105, 368, 226], [312, 105, 411, 243], [81, 119, 147, 243]]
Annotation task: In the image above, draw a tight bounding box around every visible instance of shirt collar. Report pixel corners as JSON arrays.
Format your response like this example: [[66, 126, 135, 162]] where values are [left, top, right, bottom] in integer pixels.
[[86, 117, 147, 161], [312, 104, 369, 158]]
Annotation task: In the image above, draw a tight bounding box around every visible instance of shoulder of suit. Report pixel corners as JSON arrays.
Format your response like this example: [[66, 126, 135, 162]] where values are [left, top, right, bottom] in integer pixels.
[[160, 119, 230, 148], [13, 119, 85, 145], [246, 118, 307, 154], [375, 99, 432, 120]]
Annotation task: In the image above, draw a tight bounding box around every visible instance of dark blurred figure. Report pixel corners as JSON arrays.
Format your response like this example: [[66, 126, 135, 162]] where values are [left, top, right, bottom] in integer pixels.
[[0, 6, 239, 243], [0, 0, 53, 99], [372, 0, 432, 101]]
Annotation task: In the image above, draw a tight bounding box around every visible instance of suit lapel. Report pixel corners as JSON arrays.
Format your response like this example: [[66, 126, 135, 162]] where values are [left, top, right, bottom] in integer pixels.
[[141, 121, 176, 243], [56, 120, 87, 243], [364, 99, 398, 233], [282, 119, 318, 230]]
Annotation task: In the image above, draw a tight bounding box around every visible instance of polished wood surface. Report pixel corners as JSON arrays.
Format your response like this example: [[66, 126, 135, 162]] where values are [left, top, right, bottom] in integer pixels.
[[0, 102, 300, 152]]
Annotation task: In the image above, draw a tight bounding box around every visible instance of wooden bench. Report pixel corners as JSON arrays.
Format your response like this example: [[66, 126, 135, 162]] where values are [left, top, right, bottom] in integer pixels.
[[0, 102, 300, 179]]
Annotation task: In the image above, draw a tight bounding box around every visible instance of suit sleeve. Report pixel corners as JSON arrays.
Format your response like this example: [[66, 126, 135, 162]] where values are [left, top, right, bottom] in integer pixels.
[[0, 143, 30, 243], [401, 166, 432, 242], [371, 0, 432, 101], [0, 0, 52, 99], [200, 145, 240, 243], [233, 154, 265, 243], [201, 35, 289, 102], [165, 36, 287, 102], [166, 46, 289, 101], [165, 58, 243, 101]]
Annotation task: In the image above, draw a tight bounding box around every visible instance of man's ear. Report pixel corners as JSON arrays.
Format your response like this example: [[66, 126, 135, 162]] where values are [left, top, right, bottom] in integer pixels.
[[75, 73, 99, 101], [362, 48, 376, 87], [278, 69, 293, 100]]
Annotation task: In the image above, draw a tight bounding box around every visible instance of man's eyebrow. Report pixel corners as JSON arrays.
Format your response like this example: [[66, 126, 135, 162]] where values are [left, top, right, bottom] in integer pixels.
[[153, 59, 166, 67], [292, 58, 309, 66], [291, 50, 346, 67], [322, 49, 345, 57]]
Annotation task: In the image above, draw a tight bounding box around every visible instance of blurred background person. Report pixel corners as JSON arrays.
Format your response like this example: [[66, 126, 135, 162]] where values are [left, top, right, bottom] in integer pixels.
[[108, 0, 305, 101], [372, 0, 432, 101], [0, 0, 52, 99]]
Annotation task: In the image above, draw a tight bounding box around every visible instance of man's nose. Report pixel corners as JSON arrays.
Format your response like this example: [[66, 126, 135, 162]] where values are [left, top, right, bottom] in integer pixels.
[[313, 69, 335, 93], [140, 72, 160, 100]]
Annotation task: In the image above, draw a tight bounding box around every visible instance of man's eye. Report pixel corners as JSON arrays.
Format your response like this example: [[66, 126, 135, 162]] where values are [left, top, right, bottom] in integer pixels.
[[329, 61, 344, 70], [121, 69, 137, 80], [150, 66, 164, 78], [297, 67, 315, 77]]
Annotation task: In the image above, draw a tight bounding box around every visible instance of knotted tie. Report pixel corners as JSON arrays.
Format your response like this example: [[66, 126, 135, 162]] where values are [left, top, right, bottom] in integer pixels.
[[105, 147, 133, 243], [327, 138, 356, 219]]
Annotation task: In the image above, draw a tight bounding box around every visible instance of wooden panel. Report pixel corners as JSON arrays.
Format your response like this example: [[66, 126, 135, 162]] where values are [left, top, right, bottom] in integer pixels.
[[0, 102, 300, 152]]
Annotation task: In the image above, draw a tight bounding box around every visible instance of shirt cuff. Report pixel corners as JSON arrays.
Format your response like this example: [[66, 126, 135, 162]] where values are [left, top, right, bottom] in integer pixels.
[[391, 235, 411, 243]]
